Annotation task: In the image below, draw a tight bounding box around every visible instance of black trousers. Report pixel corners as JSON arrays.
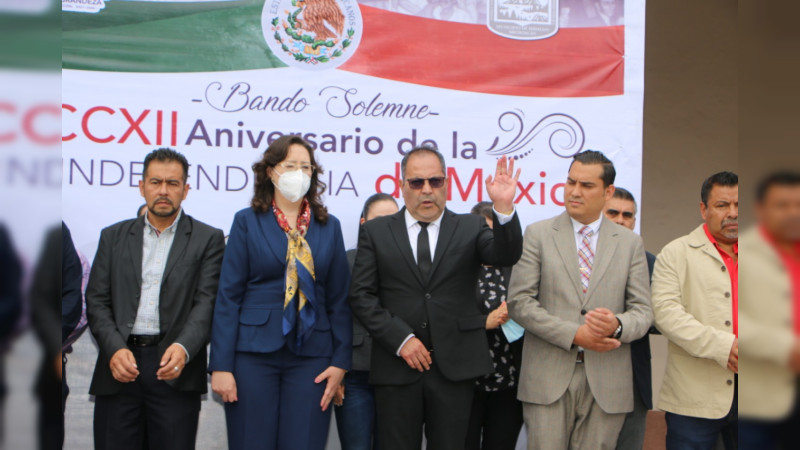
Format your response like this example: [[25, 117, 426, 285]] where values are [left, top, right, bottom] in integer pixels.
[[465, 387, 524, 450], [93, 346, 200, 450], [38, 355, 62, 450], [374, 363, 474, 450]]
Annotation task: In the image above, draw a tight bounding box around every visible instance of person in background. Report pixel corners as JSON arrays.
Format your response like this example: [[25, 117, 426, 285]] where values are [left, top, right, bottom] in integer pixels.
[[652, 171, 738, 450], [335, 192, 399, 450], [0, 224, 22, 445], [86, 148, 225, 450], [603, 187, 657, 450], [465, 201, 524, 450], [209, 135, 352, 450], [29, 222, 82, 449], [592, 0, 623, 26], [739, 171, 800, 449]]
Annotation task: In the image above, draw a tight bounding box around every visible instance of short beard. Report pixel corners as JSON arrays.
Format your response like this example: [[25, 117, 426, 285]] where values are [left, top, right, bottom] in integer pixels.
[[148, 203, 178, 218]]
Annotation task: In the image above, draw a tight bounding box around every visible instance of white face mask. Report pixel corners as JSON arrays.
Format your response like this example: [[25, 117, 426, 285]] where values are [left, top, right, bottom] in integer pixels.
[[274, 169, 311, 203]]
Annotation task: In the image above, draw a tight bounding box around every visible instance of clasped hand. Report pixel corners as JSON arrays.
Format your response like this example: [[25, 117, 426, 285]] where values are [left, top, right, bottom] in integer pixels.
[[573, 308, 621, 353]]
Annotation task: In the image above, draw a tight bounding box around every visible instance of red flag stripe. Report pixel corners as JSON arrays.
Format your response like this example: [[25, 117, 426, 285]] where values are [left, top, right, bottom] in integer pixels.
[[340, 5, 625, 97]]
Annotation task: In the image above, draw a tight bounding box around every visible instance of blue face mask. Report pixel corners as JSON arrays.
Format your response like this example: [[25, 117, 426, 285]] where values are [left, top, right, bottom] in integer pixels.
[[501, 319, 525, 343]]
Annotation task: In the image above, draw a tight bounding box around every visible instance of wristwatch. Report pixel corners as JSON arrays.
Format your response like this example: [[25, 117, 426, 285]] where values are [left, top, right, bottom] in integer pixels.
[[611, 318, 623, 339]]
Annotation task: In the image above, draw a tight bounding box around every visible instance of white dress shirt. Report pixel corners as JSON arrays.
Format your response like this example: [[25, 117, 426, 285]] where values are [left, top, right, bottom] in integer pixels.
[[404, 209, 443, 264]]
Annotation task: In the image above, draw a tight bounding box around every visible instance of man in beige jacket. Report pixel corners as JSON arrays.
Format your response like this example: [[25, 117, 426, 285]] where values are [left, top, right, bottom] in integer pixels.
[[739, 171, 800, 448], [652, 171, 738, 450], [509, 151, 652, 450]]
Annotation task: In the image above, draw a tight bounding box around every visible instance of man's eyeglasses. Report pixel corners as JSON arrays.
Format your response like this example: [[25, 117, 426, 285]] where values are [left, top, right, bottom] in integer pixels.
[[406, 177, 446, 190], [277, 162, 315, 173], [606, 209, 635, 219]]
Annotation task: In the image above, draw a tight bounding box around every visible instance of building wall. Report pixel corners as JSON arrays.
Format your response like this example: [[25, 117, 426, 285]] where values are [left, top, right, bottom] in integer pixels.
[[641, 0, 737, 407]]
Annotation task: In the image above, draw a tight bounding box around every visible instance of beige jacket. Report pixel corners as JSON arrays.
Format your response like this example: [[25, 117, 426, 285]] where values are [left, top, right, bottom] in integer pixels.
[[739, 227, 796, 420], [508, 212, 653, 414], [652, 224, 737, 419]]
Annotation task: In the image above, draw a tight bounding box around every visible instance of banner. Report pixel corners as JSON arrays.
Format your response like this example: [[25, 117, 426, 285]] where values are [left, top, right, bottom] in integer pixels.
[[62, 0, 644, 256]]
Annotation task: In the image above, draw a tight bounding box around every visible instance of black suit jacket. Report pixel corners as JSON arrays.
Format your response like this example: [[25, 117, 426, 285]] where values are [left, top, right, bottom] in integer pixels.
[[0, 224, 22, 345], [349, 208, 523, 385], [30, 223, 83, 358], [86, 213, 225, 395], [629, 250, 656, 410]]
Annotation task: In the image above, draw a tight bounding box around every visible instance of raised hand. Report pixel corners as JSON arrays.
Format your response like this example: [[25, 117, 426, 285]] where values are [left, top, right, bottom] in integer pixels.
[[485, 155, 522, 214]]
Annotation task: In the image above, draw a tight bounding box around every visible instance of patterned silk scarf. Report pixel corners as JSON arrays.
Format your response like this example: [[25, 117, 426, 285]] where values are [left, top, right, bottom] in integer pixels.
[[273, 199, 316, 346]]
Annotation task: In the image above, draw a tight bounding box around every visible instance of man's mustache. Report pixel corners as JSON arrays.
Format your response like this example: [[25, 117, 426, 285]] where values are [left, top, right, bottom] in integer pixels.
[[153, 197, 174, 206]]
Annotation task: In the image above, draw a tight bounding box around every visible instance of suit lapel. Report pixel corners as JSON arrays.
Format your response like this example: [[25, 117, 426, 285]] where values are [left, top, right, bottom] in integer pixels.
[[429, 209, 457, 283], [701, 245, 724, 265], [389, 209, 425, 287], [584, 218, 619, 303], [552, 212, 584, 300], [689, 225, 725, 265], [258, 207, 288, 266], [163, 213, 191, 281], [127, 216, 145, 291]]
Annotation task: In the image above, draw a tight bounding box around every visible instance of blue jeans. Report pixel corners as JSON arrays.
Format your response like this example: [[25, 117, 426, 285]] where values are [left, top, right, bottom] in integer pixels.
[[665, 377, 737, 450], [739, 392, 800, 450], [739, 420, 779, 449], [335, 370, 378, 450]]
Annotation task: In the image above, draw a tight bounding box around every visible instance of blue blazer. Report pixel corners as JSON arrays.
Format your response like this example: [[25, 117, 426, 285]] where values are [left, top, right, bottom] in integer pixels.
[[208, 207, 352, 373]]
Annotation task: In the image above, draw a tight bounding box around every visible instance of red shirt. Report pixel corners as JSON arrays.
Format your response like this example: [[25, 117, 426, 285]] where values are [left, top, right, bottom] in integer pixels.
[[760, 226, 800, 335], [703, 224, 738, 336]]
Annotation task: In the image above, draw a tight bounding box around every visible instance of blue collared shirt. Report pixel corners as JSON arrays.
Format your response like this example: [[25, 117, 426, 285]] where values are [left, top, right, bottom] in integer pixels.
[[132, 209, 189, 361]]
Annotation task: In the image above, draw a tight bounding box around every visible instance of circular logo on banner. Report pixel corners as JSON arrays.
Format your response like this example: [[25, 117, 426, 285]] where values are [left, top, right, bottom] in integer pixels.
[[262, 0, 362, 70]]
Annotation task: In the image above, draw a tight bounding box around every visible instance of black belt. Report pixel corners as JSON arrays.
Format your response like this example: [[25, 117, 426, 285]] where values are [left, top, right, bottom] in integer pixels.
[[576, 350, 585, 363], [127, 334, 161, 347]]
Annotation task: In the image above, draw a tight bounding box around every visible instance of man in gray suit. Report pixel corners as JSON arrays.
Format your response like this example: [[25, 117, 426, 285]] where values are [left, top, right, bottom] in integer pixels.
[[86, 148, 225, 450], [508, 150, 652, 450]]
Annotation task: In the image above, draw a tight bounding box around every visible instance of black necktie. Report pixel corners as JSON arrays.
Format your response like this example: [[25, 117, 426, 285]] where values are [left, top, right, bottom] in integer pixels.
[[417, 222, 432, 281]]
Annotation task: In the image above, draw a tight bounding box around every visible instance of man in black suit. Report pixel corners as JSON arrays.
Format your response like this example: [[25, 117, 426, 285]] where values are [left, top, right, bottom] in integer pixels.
[[349, 147, 523, 450], [30, 222, 83, 449], [0, 224, 22, 445], [86, 148, 225, 450], [603, 187, 657, 450]]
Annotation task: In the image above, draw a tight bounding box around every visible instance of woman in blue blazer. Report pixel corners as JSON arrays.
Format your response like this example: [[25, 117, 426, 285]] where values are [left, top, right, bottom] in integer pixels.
[[209, 135, 352, 450]]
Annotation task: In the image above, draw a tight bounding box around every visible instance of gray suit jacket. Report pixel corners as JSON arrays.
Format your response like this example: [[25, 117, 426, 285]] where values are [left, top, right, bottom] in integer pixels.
[[507, 212, 652, 414], [86, 213, 225, 395]]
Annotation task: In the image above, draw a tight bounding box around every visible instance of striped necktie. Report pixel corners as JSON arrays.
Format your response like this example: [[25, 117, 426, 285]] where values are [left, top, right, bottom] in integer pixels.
[[578, 226, 594, 294]]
